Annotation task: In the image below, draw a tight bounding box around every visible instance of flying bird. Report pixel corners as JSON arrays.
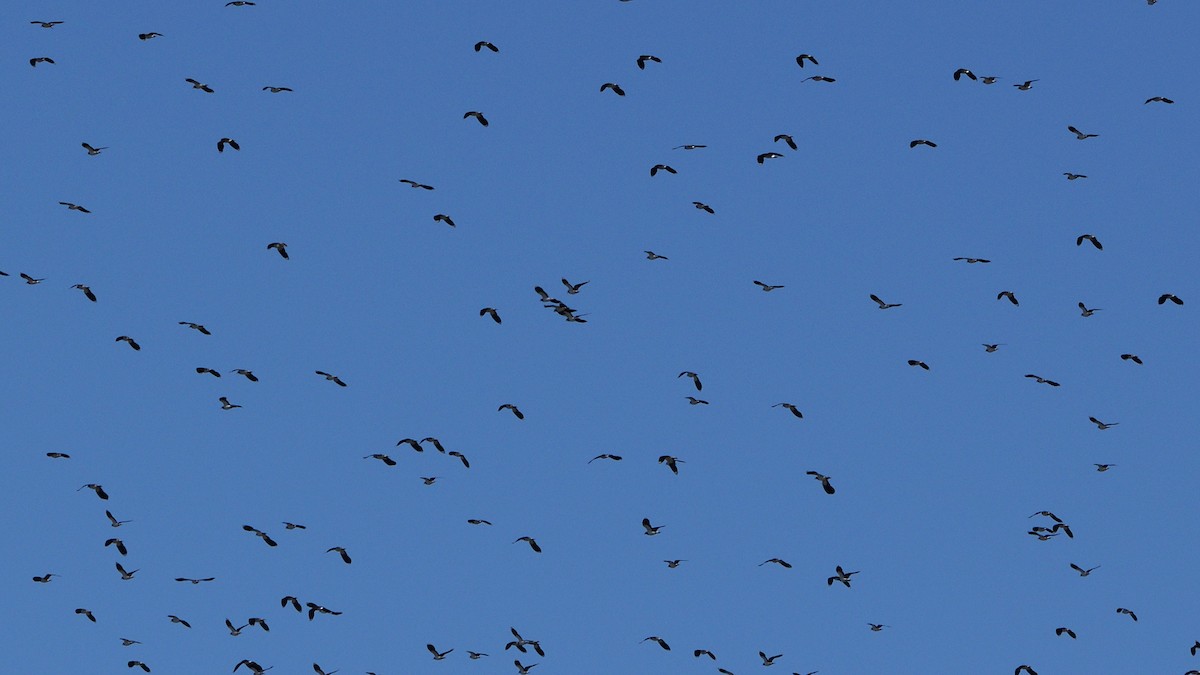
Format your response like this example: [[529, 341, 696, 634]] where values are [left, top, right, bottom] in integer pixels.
[[1088, 416, 1119, 430], [953, 68, 977, 81], [636, 54, 661, 69], [774, 134, 798, 150], [759, 558, 793, 568], [266, 242, 289, 259], [685, 396, 708, 405], [70, 284, 97, 302], [30, 57, 55, 67], [283, 521, 305, 529], [513, 536, 542, 553], [1144, 96, 1174, 104], [674, 144, 706, 150], [46, 452, 71, 459], [427, 644, 454, 660], [474, 41, 499, 52], [32, 573, 58, 583], [1076, 234, 1102, 250], [242, 525, 278, 547], [20, 273, 46, 284], [127, 661, 150, 672], [76, 608, 96, 622], [217, 138, 240, 152], [434, 213, 456, 228], [678, 371, 702, 390], [658, 455, 684, 474], [120, 638, 141, 646], [1013, 80, 1039, 90], [907, 359, 930, 370], [909, 139, 937, 148], [664, 560, 685, 568], [1158, 293, 1184, 305], [981, 76, 1000, 84], [463, 111, 489, 126], [315, 371, 347, 386], [105, 538, 128, 555], [641, 636, 671, 651], [327, 546, 352, 564], [1068, 125, 1098, 140], [185, 78, 214, 93], [420, 476, 439, 485], [1070, 563, 1100, 576], [953, 257, 990, 264], [796, 54, 819, 67], [588, 454, 622, 463], [195, 367, 220, 377], [168, 615, 191, 628], [1015, 666, 1039, 675], [650, 164, 677, 176], [233, 660, 270, 674], [79, 483, 109, 500], [870, 294, 901, 309], [801, 76, 836, 83], [1078, 302, 1101, 317], [498, 403, 525, 419], [364, 453, 396, 466], [641, 517, 664, 535], [174, 577, 215, 584], [400, 179, 434, 190], [480, 307, 502, 323], [58, 202, 91, 213], [759, 651, 783, 666], [807, 471, 836, 494], [694, 649, 717, 659], [448, 451, 470, 468], [1120, 353, 1143, 364], [1116, 607, 1138, 622], [869, 623, 890, 631], [420, 437, 447, 453], [1025, 374, 1060, 386], [219, 397, 241, 410], [757, 152, 785, 163], [827, 565, 859, 587], [644, 250, 668, 260], [226, 1, 256, 5], [600, 82, 626, 96], [1064, 172, 1087, 180], [179, 321, 211, 335], [116, 336, 141, 350], [31, 21, 64, 28], [115, 562, 139, 580], [81, 143, 107, 155], [772, 402, 803, 418], [262, 86, 292, 93], [754, 281, 784, 291], [982, 344, 1005, 352], [306, 603, 342, 620], [1094, 464, 1116, 472], [106, 510, 131, 527], [138, 33, 163, 40], [997, 291, 1019, 305], [692, 201, 714, 214], [231, 369, 258, 381]]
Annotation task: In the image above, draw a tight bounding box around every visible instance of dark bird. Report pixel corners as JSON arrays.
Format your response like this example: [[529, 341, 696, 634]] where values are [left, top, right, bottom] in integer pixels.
[[79, 483, 109, 500], [30, 57, 55, 67], [420, 476, 440, 485], [869, 623, 889, 631], [1068, 125, 1098, 140], [1076, 234, 1102, 250], [807, 471, 835, 494], [31, 21, 64, 28], [106, 510, 131, 527], [420, 437, 447, 453], [953, 68, 977, 81], [588, 454, 622, 463], [1158, 293, 1184, 305], [281, 596, 302, 612], [658, 455, 684, 474], [315, 371, 347, 386], [757, 152, 785, 163], [1095, 464, 1116, 472], [219, 397, 241, 410], [448, 451, 470, 468], [46, 452, 71, 459], [997, 291, 1019, 306], [262, 86, 292, 93], [467, 651, 488, 659], [641, 636, 671, 651], [644, 250, 668, 260], [217, 138, 239, 152], [499, 403, 525, 419], [168, 615, 191, 628], [910, 139, 937, 148], [1055, 627, 1077, 639], [400, 179, 434, 190], [127, 661, 150, 672], [311, 664, 336, 675], [1089, 416, 1118, 430], [226, 1, 256, 5], [1013, 80, 1039, 90], [774, 134, 798, 150], [105, 538, 128, 556], [364, 453, 396, 466], [283, 522, 305, 530], [636, 54, 661, 69], [514, 660, 537, 674], [759, 558, 793, 568], [1120, 353, 1143, 364], [1015, 667, 1039, 675], [685, 396, 708, 405], [796, 54, 819, 67], [174, 577, 215, 584], [754, 281, 785, 291], [678, 371, 702, 391], [953, 257, 990, 263], [115, 562, 139, 580], [827, 565, 859, 587], [428, 644, 454, 660], [1050, 523, 1074, 538], [179, 321, 211, 335], [266, 242, 289, 259], [1025, 374, 1060, 386], [195, 367, 221, 378], [641, 517, 664, 536], [233, 660, 270, 674], [225, 619, 247, 636], [1144, 96, 1174, 104], [185, 78, 214, 93], [907, 359, 930, 370], [463, 111, 489, 126], [664, 559, 685, 568], [1064, 172, 1087, 180], [76, 608, 96, 622], [1070, 563, 1100, 576], [694, 649, 716, 659], [870, 294, 902, 309], [600, 82, 626, 96], [434, 213, 456, 228], [138, 33, 163, 40], [1116, 607, 1138, 622], [562, 278, 589, 294], [801, 76, 836, 82], [759, 651, 783, 666], [243, 525, 278, 547], [120, 638, 141, 646], [1078, 302, 1101, 317], [59, 202, 91, 213], [480, 307, 502, 323], [231, 369, 258, 381], [20, 273, 46, 284], [1191, 641, 1200, 656], [397, 438, 423, 452], [674, 144, 706, 150], [1029, 511, 1063, 523], [305, 602, 342, 620], [650, 164, 677, 176], [81, 143, 107, 155], [474, 41, 499, 52], [773, 402, 803, 418], [327, 546, 352, 564], [692, 201, 714, 214], [32, 573, 58, 583], [514, 536, 542, 553], [116, 336, 141, 351], [71, 284, 97, 302]]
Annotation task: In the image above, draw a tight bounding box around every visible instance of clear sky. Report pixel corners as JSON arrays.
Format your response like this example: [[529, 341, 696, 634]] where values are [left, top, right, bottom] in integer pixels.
[[5, 1, 1199, 674]]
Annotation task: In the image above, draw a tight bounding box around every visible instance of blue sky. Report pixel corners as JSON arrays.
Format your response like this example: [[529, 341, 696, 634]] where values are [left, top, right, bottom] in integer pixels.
[[5, 1, 1199, 673]]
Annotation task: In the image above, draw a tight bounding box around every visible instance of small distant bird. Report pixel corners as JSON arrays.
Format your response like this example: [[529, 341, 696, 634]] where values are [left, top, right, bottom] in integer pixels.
[[982, 344, 1005, 352], [1191, 641, 1200, 656], [262, 86, 292, 93], [641, 636, 671, 651], [468, 518, 493, 525], [283, 522, 305, 530], [600, 82, 626, 96], [757, 152, 785, 163], [179, 321, 211, 335], [796, 54, 819, 67], [644, 250, 668, 260], [127, 661, 150, 672], [870, 294, 902, 309], [1070, 563, 1100, 576], [120, 638, 141, 646], [981, 76, 1000, 84], [397, 438, 423, 452], [219, 397, 241, 410], [448, 450, 469, 468], [138, 33, 163, 40], [637, 54, 661, 69], [759, 651, 783, 666], [70, 284, 97, 302], [59, 202, 91, 213], [562, 278, 588, 294], [1064, 172, 1087, 180], [421, 437, 447, 453], [685, 396, 708, 405], [81, 143, 107, 155], [306, 603, 342, 620], [514, 660, 537, 674], [674, 144, 706, 150], [30, 57, 55, 67], [226, 1, 256, 5], [953, 68, 977, 81], [79, 483, 109, 500], [759, 558, 793, 568], [1089, 416, 1119, 430], [195, 367, 220, 377], [1025, 374, 1060, 386], [31, 21, 64, 28], [105, 538, 128, 555], [1015, 666, 1038, 675], [474, 41, 499, 52], [480, 307, 502, 324], [907, 359, 930, 370], [243, 525, 278, 547], [664, 560, 685, 568], [226, 619, 247, 636], [116, 336, 141, 350], [641, 517, 664, 536], [1144, 96, 1174, 104], [185, 78, 214, 93], [1158, 293, 1184, 305], [46, 452, 71, 459], [678, 371, 702, 391], [773, 402, 803, 418], [231, 369, 258, 381], [364, 453, 396, 466], [754, 281, 784, 291], [281, 596, 302, 612], [1094, 464, 1116, 472], [420, 476, 439, 485], [76, 608, 97, 622], [266, 242, 289, 259], [467, 651, 488, 659], [827, 565, 859, 587], [694, 649, 716, 659], [174, 577, 215, 584], [1013, 80, 1039, 90], [953, 257, 990, 263], [650, 164, 676, 176], [168, 615, 191, 628], [1068, 125, 1098, 140], [1078, 302, 1101, 317], [868, 623, 889, 632], [315, 371, 347, 386], [106, 510, 131, 527], [997, 291, 1019, 306], [433, 212, 459, 228], [1029, 511, 1063, 523], [1120, 353, 1143, 364], [32, 573, 58, 583], [910, 139, 937, 148], [588, 454, 622, 463], [514, 536, 542, 553], [692, 201, 714, 214], [807, 471, 836, 494], [115, 562, 139, 580], [400, 179, 434, 190], [774, 134, 798, 150], [217, 138, 239, 152], [801, 76, 836, 83], [20, 273, 45, 284], [498, 403, 524, 419], [463, 111, 489, 126], [657, 455, 683, 474], [1116, 607, 1138, 622], [234, 661, 269, 674], [327, 546, 352, 564], [428, 644, 454, 660]]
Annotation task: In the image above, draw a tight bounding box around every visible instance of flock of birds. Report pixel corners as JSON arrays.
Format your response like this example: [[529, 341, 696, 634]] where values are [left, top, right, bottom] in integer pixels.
[[11, 2, 1198, 674]]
